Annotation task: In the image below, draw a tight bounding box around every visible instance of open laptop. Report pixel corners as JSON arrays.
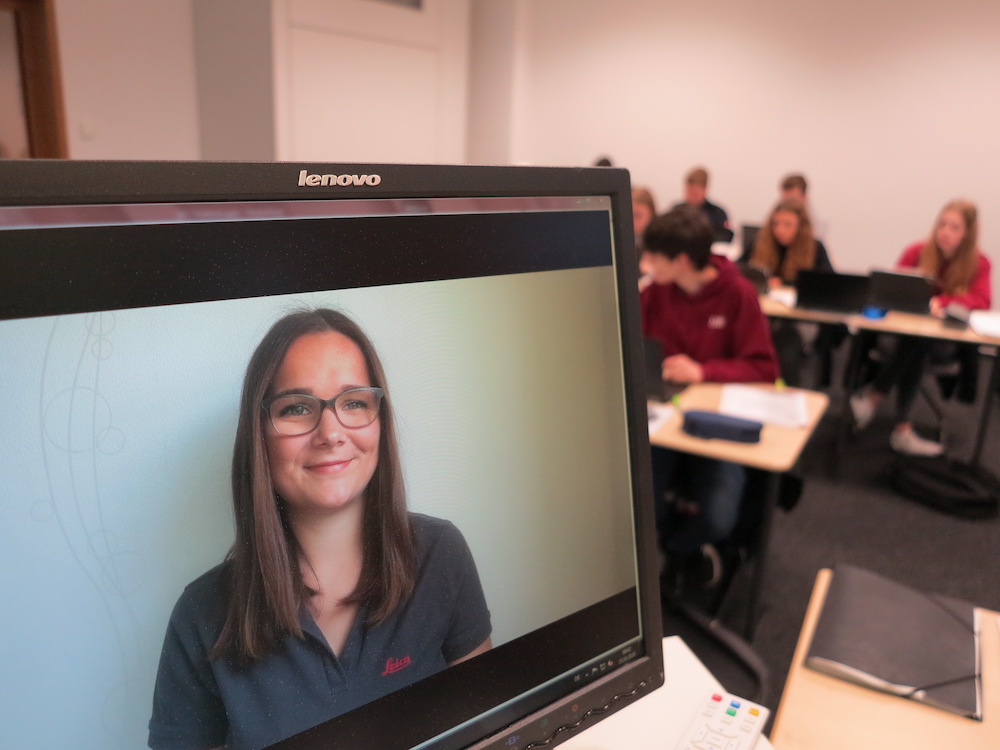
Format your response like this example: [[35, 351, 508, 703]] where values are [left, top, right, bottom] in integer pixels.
[[644, 337, 686, 403], [739, 224, 761, 263], [737, 262, 769, 295], [795, 269, 871, 314], [867, 270, 934, 314]]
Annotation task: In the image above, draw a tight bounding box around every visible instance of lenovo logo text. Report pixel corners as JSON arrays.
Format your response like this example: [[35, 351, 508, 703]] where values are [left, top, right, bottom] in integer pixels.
[[298, 170, 382, 187]]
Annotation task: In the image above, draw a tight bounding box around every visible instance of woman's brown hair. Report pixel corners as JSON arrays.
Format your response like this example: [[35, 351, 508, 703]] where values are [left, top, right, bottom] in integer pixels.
[[918, 200, 980, 296], [212, 308, 415, 663], [751, 199, 816, 283]]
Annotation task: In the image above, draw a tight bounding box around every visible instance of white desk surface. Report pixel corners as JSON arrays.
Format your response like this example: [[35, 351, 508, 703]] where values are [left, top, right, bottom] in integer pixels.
[[560, 636, 774, 750]]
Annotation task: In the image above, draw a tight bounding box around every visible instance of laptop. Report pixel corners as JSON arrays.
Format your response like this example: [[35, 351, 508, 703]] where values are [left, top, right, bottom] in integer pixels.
[[644, 338, 686, 403], [737, 262, 769, 295], [867, 270, 934, 314], [740, 224, 761, 263], [795, 270, 871, 314]]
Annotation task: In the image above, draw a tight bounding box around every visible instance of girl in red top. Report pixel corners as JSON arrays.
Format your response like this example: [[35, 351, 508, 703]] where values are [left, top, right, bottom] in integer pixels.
[[851, 200, 992, 455]]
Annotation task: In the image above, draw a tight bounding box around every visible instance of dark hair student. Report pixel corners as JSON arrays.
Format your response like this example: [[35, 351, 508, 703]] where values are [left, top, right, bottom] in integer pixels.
[[643, 204, 715, 270], [149, 308, 492, 750]]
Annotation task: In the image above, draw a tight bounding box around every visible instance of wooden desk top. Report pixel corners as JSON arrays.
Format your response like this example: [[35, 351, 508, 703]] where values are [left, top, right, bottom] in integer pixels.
[[759, 293, 848, 325], [852, 309, 1000, 344], [771, 569, 1000, 749], [760, 291, 1000, 346], [648, 383, 828, 473]]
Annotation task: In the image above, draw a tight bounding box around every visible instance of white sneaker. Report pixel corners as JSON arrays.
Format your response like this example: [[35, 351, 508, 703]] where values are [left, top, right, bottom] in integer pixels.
[[849, 390, 876, 430], [890, 428, 944, 457]]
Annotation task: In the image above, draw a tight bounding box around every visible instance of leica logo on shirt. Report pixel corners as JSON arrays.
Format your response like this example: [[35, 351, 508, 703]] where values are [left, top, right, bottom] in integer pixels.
[[707, 315, 727, 330], [381, 655, 413, 676]]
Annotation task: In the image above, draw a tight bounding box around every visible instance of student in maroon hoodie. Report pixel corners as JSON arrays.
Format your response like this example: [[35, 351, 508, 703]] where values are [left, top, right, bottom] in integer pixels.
[[641, 205, 779, 590]]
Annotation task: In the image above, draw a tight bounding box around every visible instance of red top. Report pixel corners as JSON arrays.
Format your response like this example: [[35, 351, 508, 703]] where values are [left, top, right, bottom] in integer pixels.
[[640, 255, 779, 383], [897, 242, 992, 310]]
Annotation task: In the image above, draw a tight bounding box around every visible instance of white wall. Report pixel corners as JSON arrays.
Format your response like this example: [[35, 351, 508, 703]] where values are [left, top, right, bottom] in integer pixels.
[[192, 0, 276, 160], [273, 0, 471, 163], [50, 0, 470, 164], [52, 0, 201, 159], [476, 0, 1000, 272], [47, 0, 1000, 271]]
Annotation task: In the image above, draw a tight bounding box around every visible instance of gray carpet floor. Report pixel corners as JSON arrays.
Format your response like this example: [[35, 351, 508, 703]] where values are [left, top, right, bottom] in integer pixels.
[[666, 350, 1000, 716]]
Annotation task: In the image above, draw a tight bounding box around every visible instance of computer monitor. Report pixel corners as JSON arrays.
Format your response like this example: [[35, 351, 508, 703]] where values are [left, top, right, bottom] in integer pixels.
[[0, 161, 663, 750]]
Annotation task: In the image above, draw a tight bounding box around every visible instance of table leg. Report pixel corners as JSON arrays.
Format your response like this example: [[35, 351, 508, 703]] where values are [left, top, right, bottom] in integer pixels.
[[971, 348, 999, 468], [745, 470, 781, 641], [830, 331, 867, 475]]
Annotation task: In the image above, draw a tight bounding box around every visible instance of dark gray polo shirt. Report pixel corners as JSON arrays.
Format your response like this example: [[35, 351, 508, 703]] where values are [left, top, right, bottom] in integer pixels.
[[149, 513, 491, 750]]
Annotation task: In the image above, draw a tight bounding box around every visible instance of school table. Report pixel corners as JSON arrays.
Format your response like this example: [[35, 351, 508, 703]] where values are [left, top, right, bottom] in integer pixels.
[[648, 383, 829, 639]]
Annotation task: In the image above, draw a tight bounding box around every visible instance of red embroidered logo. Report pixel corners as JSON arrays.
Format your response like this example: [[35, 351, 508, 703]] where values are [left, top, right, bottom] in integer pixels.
[[382, 655, 412, 676]]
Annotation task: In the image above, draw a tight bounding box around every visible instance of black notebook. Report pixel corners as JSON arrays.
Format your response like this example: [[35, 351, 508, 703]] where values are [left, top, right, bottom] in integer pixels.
[[806, 565, 982, 720]]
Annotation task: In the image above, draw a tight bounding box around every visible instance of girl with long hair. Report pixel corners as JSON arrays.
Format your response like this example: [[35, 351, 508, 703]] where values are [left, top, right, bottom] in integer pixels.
[[750, 198, 833, 285], [750, 199, 836, 385], [850, 200, 992, 455]]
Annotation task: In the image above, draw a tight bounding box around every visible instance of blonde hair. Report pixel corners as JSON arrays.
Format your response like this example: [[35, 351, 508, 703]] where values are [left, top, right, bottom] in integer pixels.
[[751, 199, 816, 283], [632, 186, 656, 215], [918, 200, 980, 296]]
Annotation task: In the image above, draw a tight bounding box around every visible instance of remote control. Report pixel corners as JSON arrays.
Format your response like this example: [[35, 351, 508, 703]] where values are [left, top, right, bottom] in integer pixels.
[[673, 690, 769, 750]]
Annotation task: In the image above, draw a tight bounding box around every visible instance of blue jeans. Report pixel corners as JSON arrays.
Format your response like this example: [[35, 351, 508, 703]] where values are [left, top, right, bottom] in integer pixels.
[[650, 447, 746, 556]]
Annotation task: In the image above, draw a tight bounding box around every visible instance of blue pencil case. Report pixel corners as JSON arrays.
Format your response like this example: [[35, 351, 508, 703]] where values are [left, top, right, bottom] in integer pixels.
[[682, 410, 762, 443]]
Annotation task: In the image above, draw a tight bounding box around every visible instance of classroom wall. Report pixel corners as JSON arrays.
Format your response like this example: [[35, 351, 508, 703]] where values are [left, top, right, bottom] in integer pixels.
[[45, 0, 1000, 270], [192, 0, 276, 160], [0, 11, 30, 159], [52, 0, 201, 159], [272, 0, 471, 163], [50, 0, 469, 164], [473, 0, 1000, 272]]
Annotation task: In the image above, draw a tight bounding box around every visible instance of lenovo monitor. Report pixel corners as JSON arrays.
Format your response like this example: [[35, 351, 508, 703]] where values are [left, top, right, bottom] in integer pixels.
[[0, 160, 663, 750]]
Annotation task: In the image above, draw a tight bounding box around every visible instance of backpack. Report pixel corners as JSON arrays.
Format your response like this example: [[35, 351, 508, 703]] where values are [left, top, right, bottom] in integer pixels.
[[890, 457, 1000, 519]]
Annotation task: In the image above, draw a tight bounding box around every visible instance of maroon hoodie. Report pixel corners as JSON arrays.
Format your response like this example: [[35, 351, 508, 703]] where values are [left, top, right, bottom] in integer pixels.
[[641, 255, 779, 383]]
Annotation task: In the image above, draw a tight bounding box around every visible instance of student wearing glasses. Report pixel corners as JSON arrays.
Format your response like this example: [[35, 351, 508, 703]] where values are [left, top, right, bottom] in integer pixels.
[[149, 308, 492, 750]]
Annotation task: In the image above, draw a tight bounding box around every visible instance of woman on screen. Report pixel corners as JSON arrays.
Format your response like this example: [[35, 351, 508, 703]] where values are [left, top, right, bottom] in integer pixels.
[[850, 200, 992, 456], [149, 308, 492, 750]]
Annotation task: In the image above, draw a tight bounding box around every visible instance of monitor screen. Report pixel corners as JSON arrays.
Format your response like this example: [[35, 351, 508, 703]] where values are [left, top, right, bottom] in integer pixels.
[[0, 161, 662, 750]]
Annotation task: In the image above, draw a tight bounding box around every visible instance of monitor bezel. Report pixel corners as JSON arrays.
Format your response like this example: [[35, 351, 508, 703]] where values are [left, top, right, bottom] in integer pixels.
[[0, 159, 664, 750]]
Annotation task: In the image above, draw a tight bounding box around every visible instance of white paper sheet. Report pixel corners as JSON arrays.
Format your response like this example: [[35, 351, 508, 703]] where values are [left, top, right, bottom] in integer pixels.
[[647, 401, 676, 435], [969, 310, 1000, 339], [768, 287, 797, 308], [718, 385, 809, 427]]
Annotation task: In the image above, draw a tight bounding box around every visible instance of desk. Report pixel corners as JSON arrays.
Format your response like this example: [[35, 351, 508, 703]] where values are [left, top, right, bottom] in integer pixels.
[[649, 384, 829, 638], [760, 293, 1000, 467], [649, 384, 828, 474], [761, 293, 1000, 346], [771, 569, 1000, 749], [561, 636, 775, 750]]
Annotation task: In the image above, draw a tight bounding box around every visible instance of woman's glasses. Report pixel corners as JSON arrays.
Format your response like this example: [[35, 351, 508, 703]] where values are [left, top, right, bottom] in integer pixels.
[[263, 387, 384, 435]]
